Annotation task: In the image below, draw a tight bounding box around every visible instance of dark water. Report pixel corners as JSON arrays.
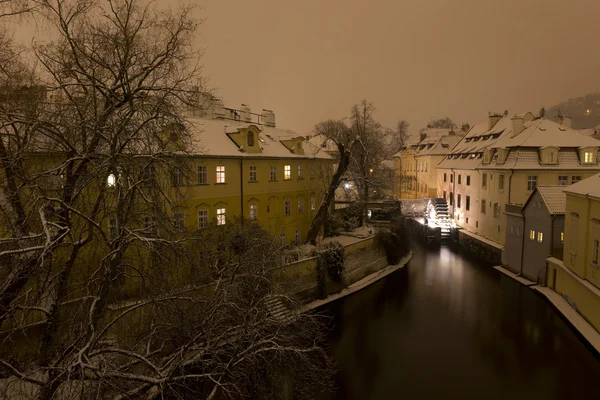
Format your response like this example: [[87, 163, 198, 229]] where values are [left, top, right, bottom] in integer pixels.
[[317, 241, 600, 400]]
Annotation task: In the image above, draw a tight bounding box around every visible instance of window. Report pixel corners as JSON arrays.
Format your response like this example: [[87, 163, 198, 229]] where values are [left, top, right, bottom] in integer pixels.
[[584, 151, 594, 163], [537, 232, 544, 243], [280, 232, 286, 246], [530, 230, 536, 240], [310, 165, 315, 179], [449, 192, 454, 206], [516, 226, 522, 236], [466, 176, 471, 186], [298, 164, 304, 179], [198, 209, 208, 229], [172, 166, 184, 186], [107, 173, 116, 187], [247, 131, 255, 146], [109, 217, 118, 240], [481, 199, 486, 214], [298, 197, 304, 213], [249, 203, 258, 221], [216, 208, 226, 226], [284, 165, 291, 180], [466, 196, 471, 211], [558, 176, 568, 186], [216, 166, 226, 184], [547, 151, 555, 163], [527, 175, 537, 191], [571, 176, 582, 184], [249, 165, 257, 182], [493, 203, 500, 218], [510, 225, 515, 235], [593, 239, 599, 265], [457, 194, 462, 208], [450, 174, 454, 183], [311, 196, 316, 211], [424, 163, 427, 172], [560, 231, 564, 243], [270, 166, 277, 181], [171, 212, 184, 232], [284, 199, 291, 216], [499, 174, 505, 190], [458, 175, 462, 184], [482, 173, 487, 189], [444, 173, 447, 182], [443, 190, 447, 200], [197, 165, 207, 184], [294, 228, 301, 244], [144, 216, 157, 236]]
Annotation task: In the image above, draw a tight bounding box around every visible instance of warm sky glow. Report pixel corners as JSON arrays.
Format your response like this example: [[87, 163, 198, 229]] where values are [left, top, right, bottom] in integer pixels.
[[11, 0, 600, 135]]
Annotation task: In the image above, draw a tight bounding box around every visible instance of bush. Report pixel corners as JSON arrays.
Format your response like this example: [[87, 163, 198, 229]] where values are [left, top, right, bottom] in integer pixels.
[[315, 241, 345, 298], [323, 212, 343, 237], [376, 218, 410, 264]]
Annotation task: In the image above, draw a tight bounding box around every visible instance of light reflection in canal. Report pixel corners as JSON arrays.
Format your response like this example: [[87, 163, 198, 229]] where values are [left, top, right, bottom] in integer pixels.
[[316, 241, 600, 400]]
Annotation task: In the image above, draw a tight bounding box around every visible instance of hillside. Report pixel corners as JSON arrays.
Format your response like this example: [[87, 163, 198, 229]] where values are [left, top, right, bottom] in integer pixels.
[[547, 93, 600, 129]]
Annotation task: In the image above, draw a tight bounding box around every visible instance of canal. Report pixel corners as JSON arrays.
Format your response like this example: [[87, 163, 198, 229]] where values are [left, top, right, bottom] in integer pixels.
[[317, 240, 600, 400]]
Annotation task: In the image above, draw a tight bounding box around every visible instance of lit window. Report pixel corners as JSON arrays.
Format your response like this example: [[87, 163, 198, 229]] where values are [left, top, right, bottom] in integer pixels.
[[311, 196, 316, 211], [216, 166, 226, 183], [560, 232, 564, 243], [583, 151, 594, 163], [298, 164, 304, 179], [527, 175, 537, 191], [270, 166, 277, 181], [173, 212, 184, 232], [530, 230, 535, 240], [284, 199, 291, 216], [249, 203, 258, 221], [284, 165, 291, 180], [249, 165, 257, 182], [294, 228, 301, 244], [298, 197, 304, 213], [537, 231, 544, 243], [197, 165, 207, 184], [216, 208, 226, 226], [172, 166, 184, 186], [558, 176, 568, 186], [142, 165, 156, 185], [107, 173, 116, 187], [198, 209, 208, 229]]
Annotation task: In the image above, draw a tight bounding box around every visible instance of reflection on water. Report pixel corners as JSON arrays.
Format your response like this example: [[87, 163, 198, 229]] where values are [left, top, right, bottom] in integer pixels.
[[316, 241, 600, 400]]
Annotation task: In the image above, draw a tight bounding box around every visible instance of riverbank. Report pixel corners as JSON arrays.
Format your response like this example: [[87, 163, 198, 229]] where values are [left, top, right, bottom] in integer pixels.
[[301, 251, 413, 312], [494, 265, 600, 355]]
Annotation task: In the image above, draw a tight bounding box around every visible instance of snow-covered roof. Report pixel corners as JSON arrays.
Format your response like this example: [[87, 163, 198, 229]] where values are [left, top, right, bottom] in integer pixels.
[[415, 134, 463, 157], [564, 173, 600, 199], [187, 117, 332, 160], [480, 148, 600, 171], [526, 186, 567, 215]]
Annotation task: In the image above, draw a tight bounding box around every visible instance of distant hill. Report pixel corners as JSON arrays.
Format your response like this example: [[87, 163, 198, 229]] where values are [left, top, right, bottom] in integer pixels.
[[547, 93, 600, 129]]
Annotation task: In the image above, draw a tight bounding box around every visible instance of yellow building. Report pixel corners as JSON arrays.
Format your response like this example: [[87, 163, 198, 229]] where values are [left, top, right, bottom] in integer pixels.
[[438, 112, 600, 246], [394, 127, 465, 199], [176, 105, 333, 244], [547, 173, 600, 332]]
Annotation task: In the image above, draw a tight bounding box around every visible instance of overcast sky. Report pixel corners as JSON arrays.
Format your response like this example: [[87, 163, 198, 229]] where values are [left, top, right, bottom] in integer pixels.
[[11, 0, 600, 136]]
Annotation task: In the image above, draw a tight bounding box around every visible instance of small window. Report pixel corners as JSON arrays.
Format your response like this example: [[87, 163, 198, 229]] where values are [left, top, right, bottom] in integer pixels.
[[458, 175, 462, 185], [443, 190, 447, 200], [424, 163, 427, 172], [284, 165, 291, 180], [144, 215, 158, 236], [466, 196, 471, 211], [216, 166, 226, 184], [172, 166, 184, 186], [294, 228, 301, 244], [537, 231, 544, 243], [457, 194, 462, 208], [197, 165, 207, 184], [466, 176, 471, 186], [311, 196, 316, 211], [482, 173, 487, 189], [493, 203, 500, 218], [298, 164, 304, 180], [547, 151, 555, 163], [593, 239, 599, 264], [173, 212, 184, 232], [198, 209, 208, 229], [450, 174, 454, 183], [558, 176, 568, 186], [280, 232, 286, 246], [247, 131, 255, 146], [583, 151, 595, 163], [270, 166, 277, 181], [249, 203, 258, 221], [284, 199, 291, 216], [298, 198, 305, 213], [560, 231, 564, 243], [216, 208, 226, 226], [530, 230, 535, 240], [481, 200, 486, 214], [571, 176, 582, 184], [498, 174, 505, 190], [249, 165, 257, 182], [527, 176, 537, 191], [449, 192, 454, 206], [444, 173, 447, 182]]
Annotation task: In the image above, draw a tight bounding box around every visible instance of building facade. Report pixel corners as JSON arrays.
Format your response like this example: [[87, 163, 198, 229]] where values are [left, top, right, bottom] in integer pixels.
[[438, 112, 600, 246], [547, 173, 600, 332]]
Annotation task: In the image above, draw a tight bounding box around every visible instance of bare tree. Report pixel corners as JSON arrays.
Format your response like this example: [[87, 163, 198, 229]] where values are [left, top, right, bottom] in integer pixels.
[[386, 119, 409, 157], [0, 1, 333, 398], [426, 117, 456, 130]]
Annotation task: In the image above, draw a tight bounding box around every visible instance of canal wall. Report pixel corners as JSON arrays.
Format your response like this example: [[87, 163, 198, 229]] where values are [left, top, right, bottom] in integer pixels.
[[457, 230, 502, 265], [274, 236, 388, 302]]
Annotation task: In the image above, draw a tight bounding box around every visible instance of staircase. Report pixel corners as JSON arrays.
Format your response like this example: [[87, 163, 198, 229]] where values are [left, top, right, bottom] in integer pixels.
[[264, 295, 296, 324], [431, 198, 452, 241]]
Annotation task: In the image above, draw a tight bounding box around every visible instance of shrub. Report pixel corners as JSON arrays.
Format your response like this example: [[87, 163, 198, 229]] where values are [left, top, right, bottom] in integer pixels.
[[324, 212, 343, 237], [317, 241, 345, 284]]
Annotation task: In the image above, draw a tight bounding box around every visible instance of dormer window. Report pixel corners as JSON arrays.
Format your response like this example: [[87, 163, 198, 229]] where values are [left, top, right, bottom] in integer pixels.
[[580, 147, 597, 164], [547, 151, 555, 163], [247, 131, 255, 146]]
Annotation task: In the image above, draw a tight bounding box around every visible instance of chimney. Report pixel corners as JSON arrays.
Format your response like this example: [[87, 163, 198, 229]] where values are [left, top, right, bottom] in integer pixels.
[[240, 104, 252, 122], [461, 123, 470, 132], [488, 112, 502, 130], [261, 109, 276, 127], [511, 115, 525, 137]]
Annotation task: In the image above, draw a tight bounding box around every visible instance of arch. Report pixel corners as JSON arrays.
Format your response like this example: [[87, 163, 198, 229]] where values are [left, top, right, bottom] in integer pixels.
[[247, 130, 255, 146]]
